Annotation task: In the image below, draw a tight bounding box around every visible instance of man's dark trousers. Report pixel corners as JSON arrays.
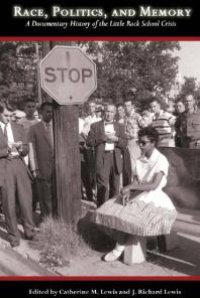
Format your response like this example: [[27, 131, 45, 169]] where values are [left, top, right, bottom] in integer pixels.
[[96, 151, 120, 207], [1, 158, 34, 246]]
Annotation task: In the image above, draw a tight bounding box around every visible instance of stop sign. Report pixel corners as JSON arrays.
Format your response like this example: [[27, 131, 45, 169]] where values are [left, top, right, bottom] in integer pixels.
[[40, 46, 97, 105]]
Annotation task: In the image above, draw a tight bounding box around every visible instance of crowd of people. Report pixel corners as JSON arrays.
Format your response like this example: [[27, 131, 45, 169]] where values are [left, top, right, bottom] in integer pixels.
[[79, 94, 200, 262], [0, 100, 54, 249], [0, 93, 199, 258], [79, 94, 200, 207]]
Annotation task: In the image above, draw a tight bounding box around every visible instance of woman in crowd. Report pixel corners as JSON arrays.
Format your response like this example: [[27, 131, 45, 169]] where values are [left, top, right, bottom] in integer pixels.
[[175, 100, 185, 116], [93, 126, 177, 262]]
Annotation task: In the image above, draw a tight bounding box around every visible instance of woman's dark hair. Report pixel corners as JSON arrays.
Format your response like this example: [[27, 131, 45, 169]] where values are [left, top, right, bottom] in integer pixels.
[[175, 99, 184, 105], [138, 126, 159, 144]]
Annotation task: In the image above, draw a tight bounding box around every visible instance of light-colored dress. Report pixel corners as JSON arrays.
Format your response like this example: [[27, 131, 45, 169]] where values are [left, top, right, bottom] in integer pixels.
[[93, 148, 177, 236]]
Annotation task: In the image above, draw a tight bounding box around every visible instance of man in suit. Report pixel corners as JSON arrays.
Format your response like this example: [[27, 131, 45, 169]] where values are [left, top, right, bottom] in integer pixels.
[[28, 102, 54, 218], [0, 104, 35, 247], [80, 100, 101, 201], [19, 99, 41, 212], [87, 104, 127, 207]]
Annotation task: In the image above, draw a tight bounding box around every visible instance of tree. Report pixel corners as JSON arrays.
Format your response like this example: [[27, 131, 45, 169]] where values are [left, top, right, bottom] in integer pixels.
[[177, 76, 199, 101], [0, 41, 180, 111], [0, 41, 41, 108], [76, 41, 180, 110]]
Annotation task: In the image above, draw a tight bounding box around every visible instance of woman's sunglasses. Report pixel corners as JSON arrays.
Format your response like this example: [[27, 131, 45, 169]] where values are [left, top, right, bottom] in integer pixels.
[[137, 140, 151, 146]]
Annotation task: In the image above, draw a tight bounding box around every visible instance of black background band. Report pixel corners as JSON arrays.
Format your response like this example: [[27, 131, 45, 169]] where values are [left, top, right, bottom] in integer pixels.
[[1, 0, 200, 37], [0, 279, 200, 297], [0, 1, 200, 297]]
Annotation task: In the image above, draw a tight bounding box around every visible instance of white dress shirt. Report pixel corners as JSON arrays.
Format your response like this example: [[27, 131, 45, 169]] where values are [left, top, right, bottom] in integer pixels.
[[1, 122, 19, 156], [104, 122, 115, 151]]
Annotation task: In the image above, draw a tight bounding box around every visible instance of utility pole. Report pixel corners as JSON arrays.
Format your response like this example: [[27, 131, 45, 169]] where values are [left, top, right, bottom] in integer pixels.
[[40, 42, 97, 225]]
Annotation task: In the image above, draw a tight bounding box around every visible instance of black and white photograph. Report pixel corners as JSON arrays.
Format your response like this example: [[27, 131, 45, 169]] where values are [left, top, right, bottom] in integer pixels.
[[0, 0, 200, 296], [0, 40, 199, 279]]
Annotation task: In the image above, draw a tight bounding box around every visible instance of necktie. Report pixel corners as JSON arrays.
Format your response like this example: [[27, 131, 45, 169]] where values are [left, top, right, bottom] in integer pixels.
[[3, 124, 8, 140]]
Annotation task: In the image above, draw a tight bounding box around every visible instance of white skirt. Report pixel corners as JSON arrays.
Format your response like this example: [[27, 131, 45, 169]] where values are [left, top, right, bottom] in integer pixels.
[[93, 189, 177, 236]]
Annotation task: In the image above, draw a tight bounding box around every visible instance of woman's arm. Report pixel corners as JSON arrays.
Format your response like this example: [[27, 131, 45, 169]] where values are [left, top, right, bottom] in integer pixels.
[[122, 172, 164, 194]]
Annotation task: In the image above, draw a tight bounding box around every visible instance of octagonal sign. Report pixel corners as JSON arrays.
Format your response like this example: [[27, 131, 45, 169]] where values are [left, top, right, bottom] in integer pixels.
[[40, 46, 97, 105]]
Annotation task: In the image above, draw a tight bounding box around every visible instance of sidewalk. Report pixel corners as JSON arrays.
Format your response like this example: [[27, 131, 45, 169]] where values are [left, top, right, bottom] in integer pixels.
[[55, 231, 200, 276], [0, 243, 54, 276], [0, 214, 54, 276], [0, 209, 200, 277]]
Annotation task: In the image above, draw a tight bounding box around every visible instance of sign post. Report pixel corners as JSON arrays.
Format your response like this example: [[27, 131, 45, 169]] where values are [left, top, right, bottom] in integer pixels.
[[40, 45, 97, 224]]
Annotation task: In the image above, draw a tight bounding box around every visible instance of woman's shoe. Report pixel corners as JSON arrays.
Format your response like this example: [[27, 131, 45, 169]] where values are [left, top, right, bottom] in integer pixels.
[[103, 248, 124, 262]]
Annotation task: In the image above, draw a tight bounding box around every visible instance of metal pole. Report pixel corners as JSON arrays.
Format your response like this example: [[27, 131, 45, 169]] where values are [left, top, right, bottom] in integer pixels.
[[35, 42, 42, 105]]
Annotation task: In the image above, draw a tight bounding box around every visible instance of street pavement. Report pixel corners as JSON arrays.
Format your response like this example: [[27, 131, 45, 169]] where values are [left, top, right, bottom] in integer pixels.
[[0, 206, 199, 277], [0, 215, 54, 276], [55, 231, 200, 276]]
